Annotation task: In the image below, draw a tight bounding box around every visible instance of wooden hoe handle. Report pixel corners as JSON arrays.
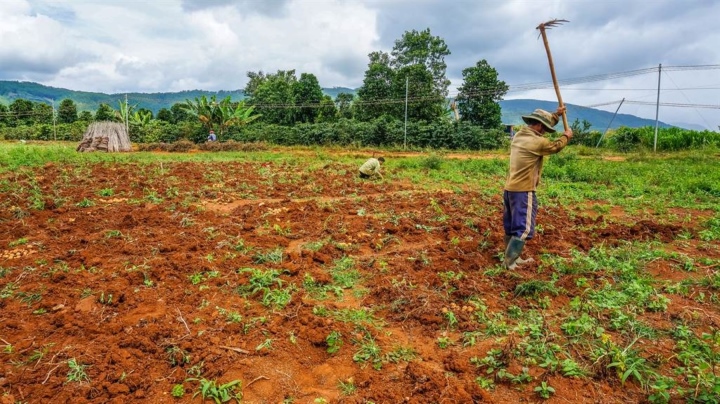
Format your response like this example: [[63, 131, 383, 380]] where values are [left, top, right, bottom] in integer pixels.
[[537, 20, 570, 131]]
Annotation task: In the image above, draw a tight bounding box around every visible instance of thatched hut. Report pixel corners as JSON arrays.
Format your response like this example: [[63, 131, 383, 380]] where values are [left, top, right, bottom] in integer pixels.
[[77, 122, 132, 152]]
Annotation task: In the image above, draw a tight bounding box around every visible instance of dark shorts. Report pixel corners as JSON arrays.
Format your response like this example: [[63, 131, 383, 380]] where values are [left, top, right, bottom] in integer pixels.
[[359, 171, 371, 179], [503, 190, 538, 240]]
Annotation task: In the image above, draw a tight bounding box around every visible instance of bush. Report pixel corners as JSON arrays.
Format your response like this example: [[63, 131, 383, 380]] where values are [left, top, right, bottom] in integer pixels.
[[605, 126, 720, 152], [229, 118, 507, 150], [0, 122, 87, 141], [136, 140, 194, 152], [197, 140, 269, 152], [573, 130, 603, 147], [6, 118, 716, 153]]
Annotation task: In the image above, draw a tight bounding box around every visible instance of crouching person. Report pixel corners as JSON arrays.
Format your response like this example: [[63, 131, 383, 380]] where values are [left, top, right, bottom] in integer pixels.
[[358, 157, 385, 180]]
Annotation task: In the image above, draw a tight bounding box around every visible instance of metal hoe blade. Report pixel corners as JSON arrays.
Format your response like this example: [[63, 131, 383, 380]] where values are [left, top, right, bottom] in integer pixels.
[[536, 19, 569, 32]]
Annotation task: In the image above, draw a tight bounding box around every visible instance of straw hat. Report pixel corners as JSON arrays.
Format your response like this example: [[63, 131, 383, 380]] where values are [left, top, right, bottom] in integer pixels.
[[521, 109, 559, 133]]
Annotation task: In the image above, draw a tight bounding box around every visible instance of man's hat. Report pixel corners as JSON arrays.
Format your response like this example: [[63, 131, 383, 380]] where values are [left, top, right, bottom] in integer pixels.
[[521, 109, 559, 133]]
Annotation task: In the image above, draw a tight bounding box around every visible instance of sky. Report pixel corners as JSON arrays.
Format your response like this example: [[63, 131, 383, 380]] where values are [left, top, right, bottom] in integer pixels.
[[1, 0, 718, 130]]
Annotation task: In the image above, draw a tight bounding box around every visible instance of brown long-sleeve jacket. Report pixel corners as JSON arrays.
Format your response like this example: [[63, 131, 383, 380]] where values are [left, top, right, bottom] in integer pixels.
[[504, 126, 569, 192]]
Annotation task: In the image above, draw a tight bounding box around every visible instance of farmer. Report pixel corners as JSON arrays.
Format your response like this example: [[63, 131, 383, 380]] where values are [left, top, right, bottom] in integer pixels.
[[503, 107, 573, 269], [207, 130, 217, 142], [358, 157, 385, 179]]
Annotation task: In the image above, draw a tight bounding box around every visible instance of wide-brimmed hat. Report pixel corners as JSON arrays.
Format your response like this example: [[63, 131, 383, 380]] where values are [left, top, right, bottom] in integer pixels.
[[522, 109, 558, 133]]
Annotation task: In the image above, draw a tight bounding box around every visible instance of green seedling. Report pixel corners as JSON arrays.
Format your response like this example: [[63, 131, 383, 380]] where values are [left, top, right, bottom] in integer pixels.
[[326, 331, 343, 354], [8, 237, 29, 247], [436, 336, 452, 349], [216, 307, 243, 323], [171, 384, 185, 398], [186, 378, 242, 404], [353, 336, 382, 370], [104, 230, 123, 239], [97, 188, 114, 197], [66, 358, 90, 383], [166, 346, 190, 366], [252, 248, 283, 264], [534, 381, 556, 399], [76, 198, 95, 207], [338, 378, 356, 395], [98, 292, 113, 305], [255, 339, 273, 351]]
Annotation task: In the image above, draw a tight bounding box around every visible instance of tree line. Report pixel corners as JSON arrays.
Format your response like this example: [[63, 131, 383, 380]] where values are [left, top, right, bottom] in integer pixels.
[[1, 28, 717, 151]]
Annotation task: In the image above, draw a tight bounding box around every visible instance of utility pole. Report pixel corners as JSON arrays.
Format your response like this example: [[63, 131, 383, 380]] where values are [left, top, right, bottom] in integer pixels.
[[404, 76, 408, 150], [52, 99, 57, 141], [653, 64, 661, 152], [125, 94, 130, 138]]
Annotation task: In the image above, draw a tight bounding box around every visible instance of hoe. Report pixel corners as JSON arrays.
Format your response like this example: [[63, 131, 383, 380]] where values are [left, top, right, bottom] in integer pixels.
[[537, 18, 570, 131]]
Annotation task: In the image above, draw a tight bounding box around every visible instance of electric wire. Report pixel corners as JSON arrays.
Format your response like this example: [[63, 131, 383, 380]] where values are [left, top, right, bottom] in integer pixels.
[[1, 64, 718, 116]]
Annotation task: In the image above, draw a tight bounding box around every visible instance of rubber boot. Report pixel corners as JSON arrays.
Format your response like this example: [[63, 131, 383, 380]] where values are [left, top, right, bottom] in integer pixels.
[[503, 235, 534, 269], [504, 236, 527, 270]]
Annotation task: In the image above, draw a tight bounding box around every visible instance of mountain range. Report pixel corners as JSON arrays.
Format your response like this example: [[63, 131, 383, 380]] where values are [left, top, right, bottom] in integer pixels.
[[0, 80, 680, 131]]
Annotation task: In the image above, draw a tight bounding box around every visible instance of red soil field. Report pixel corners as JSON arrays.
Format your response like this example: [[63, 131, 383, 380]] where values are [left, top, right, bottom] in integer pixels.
[[1, 159, 717, 403]]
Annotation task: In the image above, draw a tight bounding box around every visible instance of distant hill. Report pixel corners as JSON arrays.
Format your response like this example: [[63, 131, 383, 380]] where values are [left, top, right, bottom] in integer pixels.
[[0, 80, 675, 130], [499, 99, 674, 130], [0, 81, 246, 114]]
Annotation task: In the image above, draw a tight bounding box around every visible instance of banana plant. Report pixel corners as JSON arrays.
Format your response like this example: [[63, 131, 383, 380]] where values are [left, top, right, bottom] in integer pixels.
[[115, 100, 136, 124], [217, 99, 260, 135], [129, 110, 152, 128], [183, 95, 260, 137], [183, 95, 217, 132]]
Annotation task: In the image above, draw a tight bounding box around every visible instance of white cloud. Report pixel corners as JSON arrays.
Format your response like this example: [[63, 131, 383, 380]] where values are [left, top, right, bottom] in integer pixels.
[[0, 0, 717, 128], [0, 1, 90, 78]]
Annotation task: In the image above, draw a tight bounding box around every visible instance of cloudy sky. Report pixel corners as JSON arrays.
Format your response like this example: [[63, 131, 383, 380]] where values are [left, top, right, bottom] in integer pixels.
[[1, 0, 718, 129]]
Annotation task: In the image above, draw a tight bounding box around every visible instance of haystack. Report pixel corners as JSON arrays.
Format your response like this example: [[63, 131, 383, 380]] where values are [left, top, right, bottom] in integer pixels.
[[76, 121, 132, 152]]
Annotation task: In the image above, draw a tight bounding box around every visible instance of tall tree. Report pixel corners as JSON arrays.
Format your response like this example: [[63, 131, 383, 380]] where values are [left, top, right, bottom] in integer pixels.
[[57, 99, 78, 123], [244, 71, 268, 98], [94, 103, 116, 121], [355, 51, 396, 121], [9, 99, 35, 126], [335, 93, 354, 120], [170, 103, 192, 123], [316, 95, 338, 123], [356, 29, 451, 122], [293, 73, 324, 123], [0, 104, 9, 127], [33, 103, 54, 125], [156, 108, 173, 122], [394, 64, 443, 122], [246, 70, 297, 125], [391, 28, 451, 98], [78, 111, 93, 122], [456, 60, 508, 128]]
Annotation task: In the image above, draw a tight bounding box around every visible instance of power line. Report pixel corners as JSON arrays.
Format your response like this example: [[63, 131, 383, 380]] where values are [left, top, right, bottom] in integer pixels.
[[585, 100, 720, 109], [1, 64, 719, 113]]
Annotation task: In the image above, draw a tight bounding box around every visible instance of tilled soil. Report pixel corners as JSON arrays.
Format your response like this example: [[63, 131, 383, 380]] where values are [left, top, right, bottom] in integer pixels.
[[0, 159, 717, 403]]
